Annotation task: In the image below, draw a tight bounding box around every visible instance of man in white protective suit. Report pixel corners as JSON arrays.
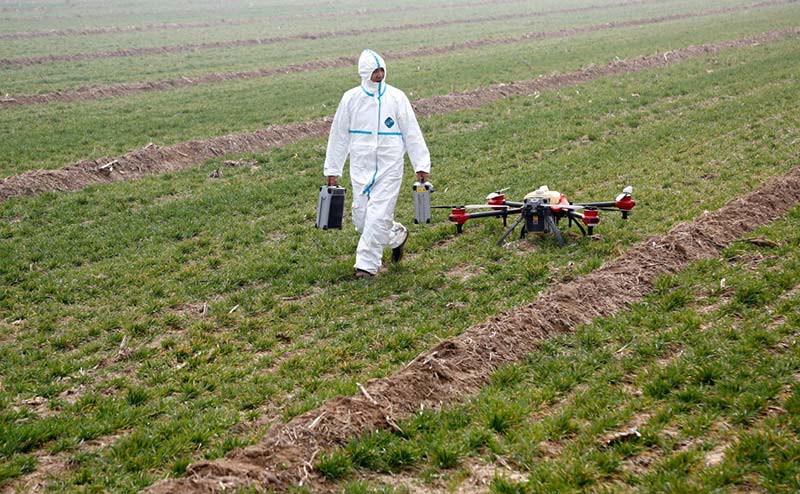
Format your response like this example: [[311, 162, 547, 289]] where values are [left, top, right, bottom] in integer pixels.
[[324, 49, 431, 278]]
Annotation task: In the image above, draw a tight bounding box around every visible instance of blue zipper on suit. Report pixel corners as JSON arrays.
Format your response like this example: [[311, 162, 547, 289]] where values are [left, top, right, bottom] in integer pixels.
[[363, 51, 384, 198]]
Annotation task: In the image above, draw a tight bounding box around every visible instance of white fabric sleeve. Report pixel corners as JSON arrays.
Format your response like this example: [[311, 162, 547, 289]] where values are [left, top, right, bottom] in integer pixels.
[[323, 94, 351, 177], [398, 94, 431, 174]]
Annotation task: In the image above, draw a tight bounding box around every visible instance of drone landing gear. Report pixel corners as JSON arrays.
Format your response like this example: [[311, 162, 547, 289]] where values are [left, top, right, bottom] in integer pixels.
[[497, 210, 567, 247], [497, 215, 525, 246], [545, 214, 565, 248], [566, 213, 587, 236]]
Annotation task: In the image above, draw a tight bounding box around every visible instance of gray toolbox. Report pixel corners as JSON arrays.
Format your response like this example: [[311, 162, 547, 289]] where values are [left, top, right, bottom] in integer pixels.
[[316, 186, 346, 229]]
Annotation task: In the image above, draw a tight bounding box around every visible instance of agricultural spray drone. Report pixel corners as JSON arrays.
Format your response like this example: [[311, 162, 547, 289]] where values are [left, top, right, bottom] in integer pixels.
[[432, 185, 635, 247]]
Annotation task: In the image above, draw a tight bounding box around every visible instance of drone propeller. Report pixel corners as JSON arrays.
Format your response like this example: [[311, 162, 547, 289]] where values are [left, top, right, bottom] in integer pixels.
[[615, 185, 634, 203], [486, 187, 510, 199]]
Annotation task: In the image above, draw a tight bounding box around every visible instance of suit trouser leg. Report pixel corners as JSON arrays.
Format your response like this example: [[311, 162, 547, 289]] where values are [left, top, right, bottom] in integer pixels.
[[352, 177, 401, 274]]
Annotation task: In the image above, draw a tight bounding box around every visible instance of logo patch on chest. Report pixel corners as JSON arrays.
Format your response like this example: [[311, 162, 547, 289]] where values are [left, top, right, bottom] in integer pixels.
[[384, 117, 395, 128]]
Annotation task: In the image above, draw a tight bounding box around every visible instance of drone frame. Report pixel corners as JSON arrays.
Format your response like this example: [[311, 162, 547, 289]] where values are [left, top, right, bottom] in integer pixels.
[[433, 187, 635, 247]]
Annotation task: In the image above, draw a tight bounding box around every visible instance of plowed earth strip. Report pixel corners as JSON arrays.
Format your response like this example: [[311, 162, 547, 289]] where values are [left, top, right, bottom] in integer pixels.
[[0, 0, 789, 68], [0, 0, 785, 108], [0, 0, 549, 40], [1, 28, 797, 204], [146, 168, 800, 492]]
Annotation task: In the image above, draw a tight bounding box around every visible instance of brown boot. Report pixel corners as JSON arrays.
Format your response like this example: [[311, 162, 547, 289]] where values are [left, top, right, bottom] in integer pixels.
[[355, 268, 375, 279]]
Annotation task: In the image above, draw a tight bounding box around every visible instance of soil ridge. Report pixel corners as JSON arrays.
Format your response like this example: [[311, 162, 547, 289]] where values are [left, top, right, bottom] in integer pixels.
[[1, 28, 796, 204], [147, 164, 800, 493], [0, 0, 535, 24], [1, 0, 787, 108], [0, 0, 787, 68], [0, 0, 592, 39]]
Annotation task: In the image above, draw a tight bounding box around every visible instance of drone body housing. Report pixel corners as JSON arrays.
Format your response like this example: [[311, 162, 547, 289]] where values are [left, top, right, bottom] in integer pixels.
[[522, 196, 548, 233]]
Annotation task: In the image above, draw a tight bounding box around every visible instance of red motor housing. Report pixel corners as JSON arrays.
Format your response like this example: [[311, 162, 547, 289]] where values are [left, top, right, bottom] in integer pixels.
[[448, 207, 470, 233], [487, 194, 506, 207], [582, 209, 600, 226], [448, 208, 469, 225], [615, 195, 636, 211]]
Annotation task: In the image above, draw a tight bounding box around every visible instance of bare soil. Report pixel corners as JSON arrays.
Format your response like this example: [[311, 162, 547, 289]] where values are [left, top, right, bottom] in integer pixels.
[[2, 28, 797, 204], [0, 431, 129, 494], [0, 0, 784, 69], [146, 162, 800, 493], [2, 0, 785, 108], [351, 457, 530, 494]]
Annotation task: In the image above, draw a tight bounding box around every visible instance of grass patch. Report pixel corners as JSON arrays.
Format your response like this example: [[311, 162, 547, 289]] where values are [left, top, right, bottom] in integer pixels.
[[328, 205, 800, 492], [2, 2, 799, 175]]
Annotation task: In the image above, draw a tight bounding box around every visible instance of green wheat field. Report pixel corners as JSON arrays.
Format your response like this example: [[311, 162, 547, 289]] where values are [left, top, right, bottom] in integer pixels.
[[1, 0, 799, 492]]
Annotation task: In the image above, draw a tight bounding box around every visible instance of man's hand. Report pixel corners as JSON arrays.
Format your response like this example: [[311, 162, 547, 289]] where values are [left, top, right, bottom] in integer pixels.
[[416, 171, 430, 183], [326, 175, 339, 186]]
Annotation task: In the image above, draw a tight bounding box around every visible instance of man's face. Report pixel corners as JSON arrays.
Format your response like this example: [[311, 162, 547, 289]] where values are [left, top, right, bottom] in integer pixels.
[[370, 68, 385, 83]]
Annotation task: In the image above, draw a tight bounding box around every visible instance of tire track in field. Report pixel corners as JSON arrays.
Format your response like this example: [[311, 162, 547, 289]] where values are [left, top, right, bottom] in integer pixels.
[[0, 0, 541, 39], [146, 162, 800, 492], [2, 0, 790, 68], [0, 0, 789, 107], [1, 28, 797, 204]]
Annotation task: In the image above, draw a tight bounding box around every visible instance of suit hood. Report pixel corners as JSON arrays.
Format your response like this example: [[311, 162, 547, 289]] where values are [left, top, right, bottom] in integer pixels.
[[359, 49, 386, 94]]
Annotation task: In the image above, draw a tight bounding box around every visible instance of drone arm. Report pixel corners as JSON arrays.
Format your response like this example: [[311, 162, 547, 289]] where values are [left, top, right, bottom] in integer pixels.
[[579, 198, 635, 219], [447, 207, 523, 233], [461, 208, 522, 220], [468, 209, 522, 218], [578, 201, 616, 208]]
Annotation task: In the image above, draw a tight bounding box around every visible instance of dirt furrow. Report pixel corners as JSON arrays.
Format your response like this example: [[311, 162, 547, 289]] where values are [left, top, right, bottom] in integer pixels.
[[2, 28, 796, 204], [1, 0, 788, 68], [146, 165, 800, 493], [0, 1, 785, 108], [0, 28, 800, 202]]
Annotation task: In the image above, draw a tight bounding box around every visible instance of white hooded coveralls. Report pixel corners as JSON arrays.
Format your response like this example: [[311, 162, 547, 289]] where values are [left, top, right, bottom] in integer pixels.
[[324, 49, 431, 274]]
